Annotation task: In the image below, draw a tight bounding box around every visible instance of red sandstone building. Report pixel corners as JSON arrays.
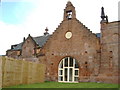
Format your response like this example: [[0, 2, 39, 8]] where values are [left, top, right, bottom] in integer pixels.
[[6, 1, 119, 83]]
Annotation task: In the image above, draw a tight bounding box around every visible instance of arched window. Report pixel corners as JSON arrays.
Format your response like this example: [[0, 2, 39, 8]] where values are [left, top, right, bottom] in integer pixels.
[[58, 57, 79, 82]]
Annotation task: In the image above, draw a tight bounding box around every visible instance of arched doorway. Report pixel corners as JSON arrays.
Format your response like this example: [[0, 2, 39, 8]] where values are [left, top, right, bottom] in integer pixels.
[[58, 57, 79, 82]]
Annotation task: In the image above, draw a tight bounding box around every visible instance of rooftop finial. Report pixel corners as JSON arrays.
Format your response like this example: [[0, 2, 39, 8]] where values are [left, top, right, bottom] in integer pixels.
[[44, 27, 49, 36], [101, 7, 108, 23], [101, 7, 106, 21], [23, 37, 25, 42], [28, 34, 31, 37]]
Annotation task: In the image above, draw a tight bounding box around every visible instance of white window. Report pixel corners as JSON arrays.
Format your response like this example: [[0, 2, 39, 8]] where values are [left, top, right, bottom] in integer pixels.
[[58, 57, 79, 82]]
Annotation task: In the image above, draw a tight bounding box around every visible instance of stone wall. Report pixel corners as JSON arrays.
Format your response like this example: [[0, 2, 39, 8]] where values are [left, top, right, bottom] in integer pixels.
[[21, 36, 36, 58], [40, 18, 101, 82], [6, 50, 20, 58], [98, 21, 120, 83]]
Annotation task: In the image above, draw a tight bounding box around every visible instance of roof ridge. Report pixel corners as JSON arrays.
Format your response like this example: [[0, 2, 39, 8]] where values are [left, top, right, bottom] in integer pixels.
[[33, 34, 51, 38]]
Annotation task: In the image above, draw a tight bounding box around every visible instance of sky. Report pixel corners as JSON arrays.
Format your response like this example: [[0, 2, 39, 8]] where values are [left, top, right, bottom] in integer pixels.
[[0, 0, 119, 55]]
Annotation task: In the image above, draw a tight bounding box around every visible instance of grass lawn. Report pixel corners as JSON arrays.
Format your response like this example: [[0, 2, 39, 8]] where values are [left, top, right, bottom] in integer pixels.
[[7, 81, 119, 88]]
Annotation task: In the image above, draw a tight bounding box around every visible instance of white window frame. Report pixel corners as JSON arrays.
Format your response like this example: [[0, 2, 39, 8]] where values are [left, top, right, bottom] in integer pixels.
[[58, 57, 79, 82]]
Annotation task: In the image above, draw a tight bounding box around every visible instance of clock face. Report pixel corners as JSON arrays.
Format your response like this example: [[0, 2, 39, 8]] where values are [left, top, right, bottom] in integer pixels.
[[65, 32, 72, 39]]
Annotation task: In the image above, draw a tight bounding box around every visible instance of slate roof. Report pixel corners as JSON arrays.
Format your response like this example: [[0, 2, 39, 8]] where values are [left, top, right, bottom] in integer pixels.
[[33, 35, 51, 47], [11, 35, 51, 51], [10, 33, 100, 51], [12, 43, 23, 50], [96, 33, 101, 38]]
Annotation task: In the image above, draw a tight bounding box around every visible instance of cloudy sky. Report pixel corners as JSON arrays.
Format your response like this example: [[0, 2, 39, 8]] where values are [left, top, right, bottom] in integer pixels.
[[0, 0, 119, 55]]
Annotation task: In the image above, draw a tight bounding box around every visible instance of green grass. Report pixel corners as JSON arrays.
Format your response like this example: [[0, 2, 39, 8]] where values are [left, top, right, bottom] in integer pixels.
[[7, 81, 118, 88]]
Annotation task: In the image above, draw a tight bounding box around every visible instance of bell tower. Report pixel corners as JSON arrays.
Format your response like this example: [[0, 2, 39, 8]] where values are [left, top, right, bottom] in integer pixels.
[[63, 1, 76, 20]]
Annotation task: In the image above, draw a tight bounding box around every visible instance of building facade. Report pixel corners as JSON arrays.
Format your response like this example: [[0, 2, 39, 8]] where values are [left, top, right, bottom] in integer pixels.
[[6, 1, 120, 83]]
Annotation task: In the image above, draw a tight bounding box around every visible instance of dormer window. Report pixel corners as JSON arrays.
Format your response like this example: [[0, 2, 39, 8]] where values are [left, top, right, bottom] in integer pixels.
[[66, 10, 72, 20]]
